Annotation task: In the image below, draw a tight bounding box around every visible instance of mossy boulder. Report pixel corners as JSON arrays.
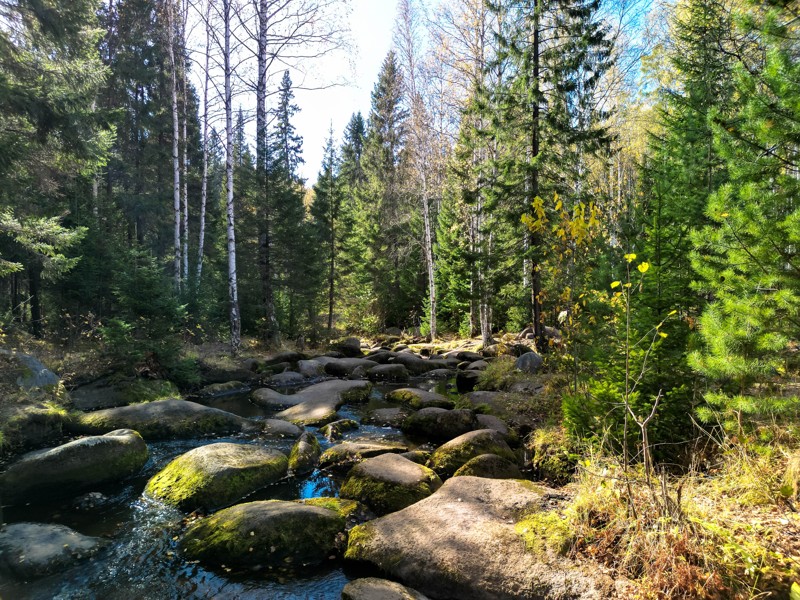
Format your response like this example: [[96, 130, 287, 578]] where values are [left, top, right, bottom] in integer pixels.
[[71, 377, 180, 410], [344, 477, 613, 600], [400, 450, 430, 465], [427, 429, 516, 478], [194, 380, 249, 400], [385, 388, 454, 410], [527, 426, 579, 486], [401, 408, 478, 441], [68, 399, 258, 440], [452, 453, 523, 479], [319, 441, 408, 471], [320, 418, 359, 441], [342, 577, 430, 600], [144, 443, 288, 512], [179, 500, 345, 569], [0, 522, 108, 580], [0, 429, 148, 505], [288, 431, 322, 475], [261, 418, 303, 439], [333, 337, 364, 357], [340, 453, 442, 516], [295, 497, 363, 520], [455, 370, 481, 393]]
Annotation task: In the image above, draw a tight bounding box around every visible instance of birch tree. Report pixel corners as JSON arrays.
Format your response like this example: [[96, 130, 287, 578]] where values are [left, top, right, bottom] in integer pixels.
[[166, 0, 182, 290]]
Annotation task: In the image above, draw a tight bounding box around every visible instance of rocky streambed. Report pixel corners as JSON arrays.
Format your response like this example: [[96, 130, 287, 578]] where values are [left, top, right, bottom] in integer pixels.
[[0, 343, 614, 599]]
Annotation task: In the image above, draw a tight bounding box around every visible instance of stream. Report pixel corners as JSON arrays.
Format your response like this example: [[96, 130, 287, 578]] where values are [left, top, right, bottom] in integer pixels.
[[0, 379, 453, 600]]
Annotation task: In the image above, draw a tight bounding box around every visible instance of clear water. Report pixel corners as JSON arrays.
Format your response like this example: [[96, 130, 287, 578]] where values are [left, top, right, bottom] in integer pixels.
[[0, 378, 448, 600]]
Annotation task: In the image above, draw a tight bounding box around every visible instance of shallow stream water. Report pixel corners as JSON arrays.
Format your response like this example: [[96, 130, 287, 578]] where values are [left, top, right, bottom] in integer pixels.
[[0, 378, 455, 600]]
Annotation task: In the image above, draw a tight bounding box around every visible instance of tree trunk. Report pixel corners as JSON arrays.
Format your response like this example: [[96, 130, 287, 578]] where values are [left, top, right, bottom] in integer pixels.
[[28, 262, 42, 338], [529, 0, 544, 349], [223, 0, 241, 352], [167, 0, 181, 291], [196, 0, 210, 284], [421, 180, 437, 340], [181, 36, 189, 286]]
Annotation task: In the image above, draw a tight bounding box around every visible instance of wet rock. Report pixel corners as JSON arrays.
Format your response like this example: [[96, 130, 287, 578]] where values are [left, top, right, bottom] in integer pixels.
[[455, 370, 481, 393], [389, 354, 449, 376], [70, 399, 259, 440], [288, 432, 322, 475], [385, 388, 454, 410], [265, 371, 306, 387], [363, 407, 413, 428], [367, 364, 410, 383], [251, 387, 302, 408], [320, 418, 359, 441], [401, 408, 478, 442], [324, 358, 379, 378], [452, 453, 523, 479], [261, 419, 303, 439], [0, 429, 148, 505], [515, 351, 543, 374], [342, 578, 430, 600], [345, 477, 613, 600], [145, 442, 288, 512], [340, 453, 442, 516], [180, 500, 345, 569], [427, 429, 516, 478], [0, 522, 107, 580], [71, 491, 110, 511], [444, 350, 483, 363], [319, 441, 408, 471]]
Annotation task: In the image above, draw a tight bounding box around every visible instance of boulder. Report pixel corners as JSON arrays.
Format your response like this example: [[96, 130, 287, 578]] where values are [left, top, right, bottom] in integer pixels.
[[340, 453, 442, 515], [276, 398, 340, 427], [263, 351, 307, 366], [400, 450, 431, 465], [298, 359, 326, 378], [515, 351, 543, 374], [288, 432, 322, 475], [320, 418, 359, 441], [476, 414, 512, 440], [180, 500, 345, 569], [466, 360, 490, 371], [69, 399, 258, 440], [274, 380, 373, 427], [265, 371, 306, 387], [251, 387, 302, 408], [0, 523, 107, 580], [261, 419, 303, 439], [455, 370, 481, 393], [427, 429, 516, 478], [401, 408, 478, 442], [344, 477, 614, 600], [363, 407, 413, 428], [508, 380, 544, 395], [364, 351, 398, 364], [144, 442, 288, 512], [389, 354, 449, 376], [342, 578, 430, 600], [295, 497, 365, 521], [319, 441, 408, 471], [452, 453, 523, 479], [1, 429, 148, 505], [334, 337, 364, 358], [0, 349, 59, 390], [368, 364, 410, 383], [324, 358, 378, 377], [195, 380, 249, 400], [71, 377, 180, 410], [422, 368, 456, 379], [385, 388, 454, 410]]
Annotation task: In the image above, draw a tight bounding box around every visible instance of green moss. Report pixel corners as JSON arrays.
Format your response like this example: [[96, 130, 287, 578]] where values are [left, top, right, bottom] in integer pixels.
[[527, 426, 579, 486], [117, 378, 179, 404], [341, 383, 372, 404], [515, 511, 574, 556], [299, 497, 361, 519], [344, 523, 375, 561], [320, 419, 359, 440], [288, 434, 321, 473], [476, 356, 524, 391], [385, 389, 421, 408], [340, 465, 441, 515], [428, 434, 517, 478]]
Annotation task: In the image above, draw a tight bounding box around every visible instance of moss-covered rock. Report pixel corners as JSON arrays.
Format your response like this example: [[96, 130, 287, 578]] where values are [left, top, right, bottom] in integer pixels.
[[385, 388, 454, 410], [320, 418, 359, 441], [179, 500, 345, 569], [319, 441, 408, 471], [0, 429, 148, 505], [195, 380, 249, 400], [295, 497, 363, 520], [340, 453, 442, 516], [68, 399, 258, 440], [427, 429, 516, 478], [527, 426, 579, 486], [144, 443, 287, 512], [342, 577, 430, 600], [288, 431, 321, 475], [400, 450, 430, 465], [401, 408, 478, 442], [452, 453, 523, 479], [71, 377, 179, 410]]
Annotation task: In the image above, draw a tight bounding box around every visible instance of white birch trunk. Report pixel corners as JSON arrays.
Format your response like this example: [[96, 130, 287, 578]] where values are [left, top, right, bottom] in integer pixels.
[[196, 0, 211, 283], [167, 0, 181, 291], [181, 9, 189, 285]]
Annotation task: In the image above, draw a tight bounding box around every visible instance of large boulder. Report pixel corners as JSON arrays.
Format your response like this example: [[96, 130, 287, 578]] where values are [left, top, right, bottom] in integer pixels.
[[264, 371, 306, 387], [456, 370, 481, 393], [340, 453, 442, 516], [297, 359, 326, 379], [401, 408, 478, 442], [319, 441, 408, 471], [324, 358, 378, 378], [274, 380, 373, 427], [0, 522, 107, 580], [385, 388, 454, 410], [389, 354, 448, 376], [333, 337, 364, 358], [368, 363, 410, 383], [345, 477, 614, 600], [515, 351, 543, 374], [251, 387, 302, 408], [0, 429, 148, 505], [342, 578, 430, 600], [144, 442, 288, 512], [288, 431, 322, 475], [68, 399, 259, 440], [71, 377, 180, 410], [0, 349, 59, 389], [427, 429, 516, 478], [179, 500, 345, 569]]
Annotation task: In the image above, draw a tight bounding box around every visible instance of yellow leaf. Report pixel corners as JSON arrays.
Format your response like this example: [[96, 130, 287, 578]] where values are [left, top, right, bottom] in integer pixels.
[[659, 332, 668, 339], [610, 281, 621, 289], [720, 212, 730, 218], [668, 310, 677, 316], [790, 582, 800, 600], [555, 197, 563, 211], [624, 253, 637, 263], [623, 282, 632, 288], [637, 262, 650, 274]]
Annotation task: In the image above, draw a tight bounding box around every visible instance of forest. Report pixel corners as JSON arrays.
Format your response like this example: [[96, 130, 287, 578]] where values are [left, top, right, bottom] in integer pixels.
[[2, 0, 800, 598]]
